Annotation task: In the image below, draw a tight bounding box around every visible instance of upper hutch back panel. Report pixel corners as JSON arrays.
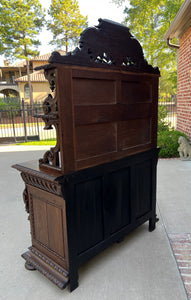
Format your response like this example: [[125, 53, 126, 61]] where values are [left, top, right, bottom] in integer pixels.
[[37, 18, 160, 175]]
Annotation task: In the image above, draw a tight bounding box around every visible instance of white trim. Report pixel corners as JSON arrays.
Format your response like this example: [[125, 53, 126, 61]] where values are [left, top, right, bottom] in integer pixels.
[[164, 0, 191, 40]]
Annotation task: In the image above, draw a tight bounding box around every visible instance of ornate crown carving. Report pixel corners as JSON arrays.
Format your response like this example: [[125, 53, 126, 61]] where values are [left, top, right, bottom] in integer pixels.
[[48, 18, 159, 74]]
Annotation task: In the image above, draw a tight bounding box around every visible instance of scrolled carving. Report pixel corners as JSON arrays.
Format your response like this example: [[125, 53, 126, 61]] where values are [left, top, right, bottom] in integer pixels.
[[39, 122, 60, 168], [23, 187, 29, 213], [37, 68, 60, 169], [44, 69, 56, 92], [48, 18, 160, 74], [41, 94, 58, 130], [79, 21, 145, 67]]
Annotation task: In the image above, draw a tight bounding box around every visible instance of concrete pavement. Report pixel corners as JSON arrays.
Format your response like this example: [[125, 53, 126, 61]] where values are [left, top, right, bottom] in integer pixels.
[[0, 145, 190, 300]]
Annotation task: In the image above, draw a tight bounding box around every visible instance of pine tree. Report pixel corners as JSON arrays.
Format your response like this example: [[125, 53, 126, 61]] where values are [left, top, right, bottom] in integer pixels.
[[47, 0, 88, 53], [0, 0, 45, 106]]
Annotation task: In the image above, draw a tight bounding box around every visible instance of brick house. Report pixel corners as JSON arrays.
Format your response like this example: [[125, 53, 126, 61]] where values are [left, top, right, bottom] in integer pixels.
[[164, 0, 191, 139]]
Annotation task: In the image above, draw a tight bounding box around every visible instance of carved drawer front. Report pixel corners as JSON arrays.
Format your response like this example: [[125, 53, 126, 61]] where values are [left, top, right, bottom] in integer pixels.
[[28, 185, 68, 268]]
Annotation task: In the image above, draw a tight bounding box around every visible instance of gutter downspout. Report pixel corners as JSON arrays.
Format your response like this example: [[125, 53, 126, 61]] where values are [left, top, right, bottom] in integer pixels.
[[167, 38, 179, 49]]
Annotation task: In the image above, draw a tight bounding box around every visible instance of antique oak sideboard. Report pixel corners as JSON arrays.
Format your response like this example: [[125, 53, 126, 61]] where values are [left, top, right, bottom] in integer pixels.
[[13, 19, 160, 292]]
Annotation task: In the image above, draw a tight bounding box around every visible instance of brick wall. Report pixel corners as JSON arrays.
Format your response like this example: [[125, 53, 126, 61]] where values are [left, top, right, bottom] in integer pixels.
[[177, 26, 191, 140]]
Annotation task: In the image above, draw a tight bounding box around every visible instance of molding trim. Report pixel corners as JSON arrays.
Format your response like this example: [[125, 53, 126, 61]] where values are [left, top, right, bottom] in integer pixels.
[[21, 172, 62, 196], [22, 248, 69, 289]]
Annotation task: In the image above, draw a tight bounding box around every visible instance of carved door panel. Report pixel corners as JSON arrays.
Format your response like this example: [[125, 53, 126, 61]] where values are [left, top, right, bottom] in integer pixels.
[[105, 168, 131, 235], [74, 178, 104, 254], [27, 185, 69, 268]]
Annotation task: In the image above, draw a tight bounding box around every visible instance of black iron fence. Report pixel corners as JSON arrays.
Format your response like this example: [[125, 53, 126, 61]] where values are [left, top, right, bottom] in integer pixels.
[[0, 97, 177, 144], [158, 95, 177, 129], [0, 100, 56, 143]]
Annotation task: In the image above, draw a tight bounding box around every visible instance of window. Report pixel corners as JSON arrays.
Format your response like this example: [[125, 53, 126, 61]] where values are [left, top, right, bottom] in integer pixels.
[[24, 83, 32, 99], [9, 71, 15, 84]]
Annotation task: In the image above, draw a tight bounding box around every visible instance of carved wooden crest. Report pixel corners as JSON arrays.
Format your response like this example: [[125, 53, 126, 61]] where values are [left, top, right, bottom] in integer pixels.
[[48, 18, 159, 74]]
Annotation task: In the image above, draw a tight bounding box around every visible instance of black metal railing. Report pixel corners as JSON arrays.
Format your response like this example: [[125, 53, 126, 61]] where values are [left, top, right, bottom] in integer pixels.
[[0, 96, 178, 144], [0, 100, 56, 143], [158, 95, 177, 129]]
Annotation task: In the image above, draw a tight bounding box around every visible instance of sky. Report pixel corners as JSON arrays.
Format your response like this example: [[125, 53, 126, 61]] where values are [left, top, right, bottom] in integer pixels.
[[0, 0, 127, 65]]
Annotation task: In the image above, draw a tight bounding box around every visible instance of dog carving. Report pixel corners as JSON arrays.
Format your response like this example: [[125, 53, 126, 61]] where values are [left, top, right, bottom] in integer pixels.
[[178, 136, 191, 160]]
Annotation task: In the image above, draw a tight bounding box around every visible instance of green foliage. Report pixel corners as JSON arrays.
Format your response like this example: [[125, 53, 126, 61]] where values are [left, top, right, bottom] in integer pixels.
[[159, 67, 177, 95], [0, 97, 20, 110], [47, 0, 88, 52], [0, 0, 45, 60], [158, 105, 171, 132], [112, 0, 184, 96], [158, 130, 189, 158], [157, 102, 189, 158]]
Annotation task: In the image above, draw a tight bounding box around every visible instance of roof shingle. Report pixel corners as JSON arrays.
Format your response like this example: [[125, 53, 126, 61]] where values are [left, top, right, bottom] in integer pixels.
[[10, 50, 66, 67], [32, 50, 66, 62], [15, 70, 46, 82]]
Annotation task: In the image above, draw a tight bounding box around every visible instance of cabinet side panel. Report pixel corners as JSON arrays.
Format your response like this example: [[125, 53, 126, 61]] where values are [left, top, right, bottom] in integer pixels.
[[47, 204, 65, 258], [56, 67, 76, 173], [151, 77, 159, 148], [32, 196, 49, 246], [133, 160, 152, 219], [28, 186, 68, 266]]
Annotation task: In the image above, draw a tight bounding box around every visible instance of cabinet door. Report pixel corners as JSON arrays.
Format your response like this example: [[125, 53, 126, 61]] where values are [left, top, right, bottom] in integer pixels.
[[74, 178, 104, 254], [104, 168, 131, 235], [28, 186, 68, 268]]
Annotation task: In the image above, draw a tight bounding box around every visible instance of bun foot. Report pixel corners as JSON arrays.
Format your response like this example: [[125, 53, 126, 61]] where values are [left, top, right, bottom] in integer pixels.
[[25, 261, 36, 271], [116, 237, 124, 243]]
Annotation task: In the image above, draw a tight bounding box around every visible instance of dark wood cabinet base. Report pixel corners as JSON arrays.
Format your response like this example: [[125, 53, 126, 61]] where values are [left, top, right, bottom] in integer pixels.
[[13, 148, 159, 292]]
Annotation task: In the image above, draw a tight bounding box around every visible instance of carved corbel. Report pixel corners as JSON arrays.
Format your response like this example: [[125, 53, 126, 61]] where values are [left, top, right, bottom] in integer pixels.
[[44, 69, 56, 92], [22, 186, 30, 221], [38, 68, 60, 169], [39, 122, 60, 167]]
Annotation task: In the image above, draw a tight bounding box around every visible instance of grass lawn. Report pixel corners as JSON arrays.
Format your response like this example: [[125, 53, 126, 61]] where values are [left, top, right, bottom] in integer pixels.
[[0, 122, 45, 128], [16, 139, 56, 146]]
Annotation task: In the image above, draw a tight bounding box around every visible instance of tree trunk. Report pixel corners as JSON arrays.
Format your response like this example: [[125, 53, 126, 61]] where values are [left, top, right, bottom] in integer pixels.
[[65, 33, 68, 53], [26, 59, 33, 108]]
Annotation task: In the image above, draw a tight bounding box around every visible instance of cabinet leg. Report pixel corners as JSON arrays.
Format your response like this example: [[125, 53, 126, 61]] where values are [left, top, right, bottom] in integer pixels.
[[25, 261, 36, 271], [149, 218, 155, 232], [116, 236, 124, 243], [69, 271, 79, 292], [70, 280, 79, 292], [149, 215, 159, 232]]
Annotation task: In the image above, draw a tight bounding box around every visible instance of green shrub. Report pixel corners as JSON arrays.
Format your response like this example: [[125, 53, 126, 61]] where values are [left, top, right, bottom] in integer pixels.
[[0, 97, 20, 110], [158, 130, 189, 158], [158, 105, 171, 132], [157, 104, 188, 158]]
